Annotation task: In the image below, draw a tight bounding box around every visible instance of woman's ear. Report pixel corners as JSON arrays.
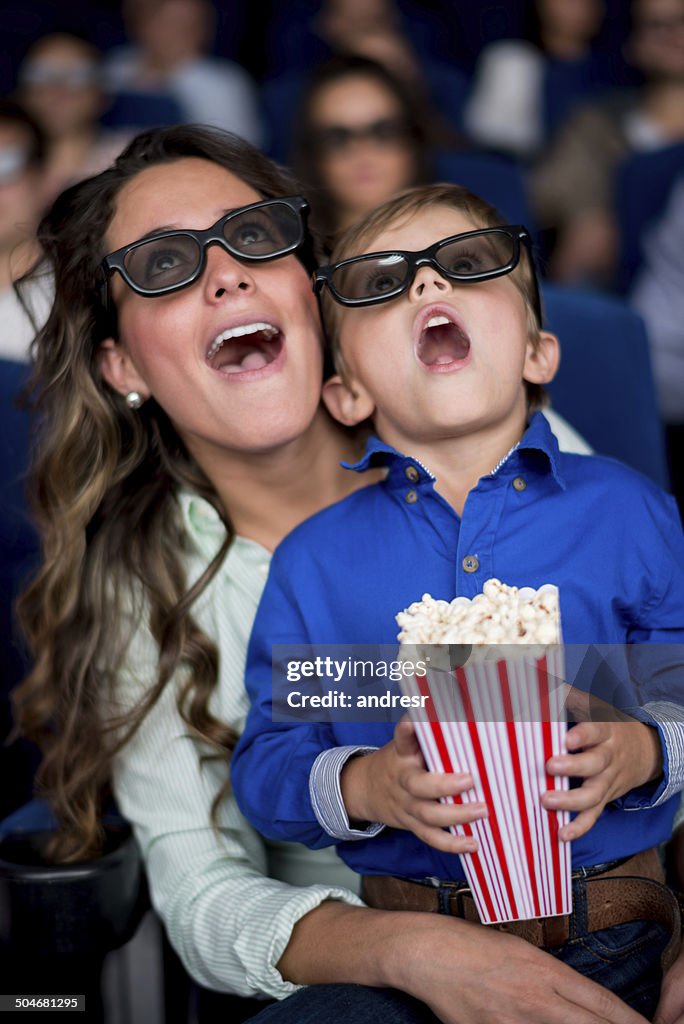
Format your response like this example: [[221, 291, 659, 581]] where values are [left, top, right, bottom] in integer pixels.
[[97, 338, 150, 399], [523, 330, 560, 386], [322, 372, 376, 427]]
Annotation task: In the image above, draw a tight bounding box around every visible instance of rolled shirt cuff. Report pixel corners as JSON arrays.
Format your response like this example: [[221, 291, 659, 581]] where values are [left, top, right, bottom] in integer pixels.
[[310, 746, 385, 840]]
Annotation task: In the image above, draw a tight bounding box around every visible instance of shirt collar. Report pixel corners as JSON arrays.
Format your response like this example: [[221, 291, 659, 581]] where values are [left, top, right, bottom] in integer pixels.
[[343, 410, 566, 489], [176, 489, 272, 563]]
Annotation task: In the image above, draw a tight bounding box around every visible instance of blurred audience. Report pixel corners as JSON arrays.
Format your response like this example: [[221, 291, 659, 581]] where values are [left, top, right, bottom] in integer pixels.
[[0, 101, 51, 363], [105, 0, 262, 143], [291, 57, 429, 244], [263, 0, 467, 161], [631, 176, 684, 513], [17, 34, 129, 204], [531, 0, 684, 286], [465, 0, 615, 160]]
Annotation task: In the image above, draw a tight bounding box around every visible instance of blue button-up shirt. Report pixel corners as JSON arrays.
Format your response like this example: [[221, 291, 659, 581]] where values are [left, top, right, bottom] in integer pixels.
[[232, 413, 684, 881]]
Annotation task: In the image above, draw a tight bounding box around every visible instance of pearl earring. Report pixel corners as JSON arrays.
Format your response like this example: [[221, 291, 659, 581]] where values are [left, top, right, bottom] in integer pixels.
[[125, 391, 144, 409]]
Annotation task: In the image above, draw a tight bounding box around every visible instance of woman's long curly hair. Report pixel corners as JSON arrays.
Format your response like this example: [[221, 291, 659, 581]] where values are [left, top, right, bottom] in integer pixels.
[[12, 125, 316, 862]]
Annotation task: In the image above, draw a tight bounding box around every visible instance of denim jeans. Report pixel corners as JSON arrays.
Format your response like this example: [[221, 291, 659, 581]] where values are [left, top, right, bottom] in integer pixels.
[[245, 875, 671, 1023], [244, 985, 440, 1024]]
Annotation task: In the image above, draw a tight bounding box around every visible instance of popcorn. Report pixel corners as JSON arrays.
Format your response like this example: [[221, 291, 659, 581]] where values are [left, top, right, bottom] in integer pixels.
[[395, 579, 570, 925], [396, 578, 561, 648]]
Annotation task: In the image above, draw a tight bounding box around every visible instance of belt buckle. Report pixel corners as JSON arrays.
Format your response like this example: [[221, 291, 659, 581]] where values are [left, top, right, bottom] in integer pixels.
[[443, 884, 472, 918]]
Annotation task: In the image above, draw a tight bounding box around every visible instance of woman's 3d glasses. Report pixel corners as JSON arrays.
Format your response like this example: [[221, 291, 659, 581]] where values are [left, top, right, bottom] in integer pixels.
[[101, 195, 309, 300], [314, 225, 541, 324]]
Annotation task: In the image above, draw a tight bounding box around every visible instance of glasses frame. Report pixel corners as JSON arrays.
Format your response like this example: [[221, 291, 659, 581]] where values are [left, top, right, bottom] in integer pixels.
[[311, 117, 411, 154], [314, 225, 542, 325], [100, 195, 310, 305]]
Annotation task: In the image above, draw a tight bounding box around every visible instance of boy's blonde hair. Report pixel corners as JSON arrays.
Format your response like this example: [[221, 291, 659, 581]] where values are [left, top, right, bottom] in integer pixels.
[[321, 183, 546, 410]]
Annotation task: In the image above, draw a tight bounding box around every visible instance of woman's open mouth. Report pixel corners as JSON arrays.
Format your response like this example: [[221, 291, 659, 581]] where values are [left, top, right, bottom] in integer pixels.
[[206, 321, 284, 375], [416, 313, 471, 373]]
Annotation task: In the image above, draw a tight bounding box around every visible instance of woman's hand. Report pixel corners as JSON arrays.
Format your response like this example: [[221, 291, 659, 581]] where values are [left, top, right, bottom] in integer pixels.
[[654, 822, 684, 1024], [393, 914, 649, 1024], [340, 718, 487, 854], [541, 689, 662, 841], [654, 942, 684, 1024]]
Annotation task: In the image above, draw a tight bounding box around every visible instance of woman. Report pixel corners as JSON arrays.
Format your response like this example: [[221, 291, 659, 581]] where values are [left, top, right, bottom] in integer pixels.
[[12, 125, 656, 1024], [17, 33, 129, 204], [291, 56, 432, 244], [465, 0, 612, 160]]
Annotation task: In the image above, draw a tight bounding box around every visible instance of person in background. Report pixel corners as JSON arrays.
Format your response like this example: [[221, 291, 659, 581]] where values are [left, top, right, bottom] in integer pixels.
[[17, 34, 129, 205], [0, 101, 51, 362], [105, 0, 262, 145], [465, 0, 612, 160], [291, 57, 430, 245], [262, 0, 467, 165], [531, 0, 684, 287], [631, 176, 684, 518]]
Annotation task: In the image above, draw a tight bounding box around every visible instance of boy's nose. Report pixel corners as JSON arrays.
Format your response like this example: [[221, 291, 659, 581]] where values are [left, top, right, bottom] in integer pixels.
[[203, 244, 256, 302], [409, 263, 450, 299]]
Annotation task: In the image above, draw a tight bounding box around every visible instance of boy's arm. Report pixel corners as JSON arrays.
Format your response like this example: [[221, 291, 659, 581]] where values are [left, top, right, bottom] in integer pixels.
[[544, 493, 684, 836], [231, 553, 360, 846], [339, 719, 486, 854]]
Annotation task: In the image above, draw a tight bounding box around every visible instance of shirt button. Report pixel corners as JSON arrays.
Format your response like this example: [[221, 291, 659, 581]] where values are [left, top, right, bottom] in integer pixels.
[[405, 465, 420, 482], [513, 476, 527, 491], [405, 489, 418, 504], [462, 555, 479, 573]]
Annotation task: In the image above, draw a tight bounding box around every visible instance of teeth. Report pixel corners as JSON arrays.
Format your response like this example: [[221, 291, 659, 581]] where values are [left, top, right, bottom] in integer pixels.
[[207, 322, 278, 360], [426, 315, 451, 328]]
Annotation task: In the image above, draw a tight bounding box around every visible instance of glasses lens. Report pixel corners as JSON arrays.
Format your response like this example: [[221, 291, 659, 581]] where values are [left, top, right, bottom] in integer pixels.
[[332, 253, 409, 301], [124, 235, 202, 291], [224, 202, 302, 258], [438, 231, 516, 277], [368, 118, 410, 145]]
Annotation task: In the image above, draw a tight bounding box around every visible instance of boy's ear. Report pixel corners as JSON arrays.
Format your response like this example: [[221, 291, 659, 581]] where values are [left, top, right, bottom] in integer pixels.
[[97, 337, 150, 399], [322, 372, 376, 427], [523, 330, 560, 386]]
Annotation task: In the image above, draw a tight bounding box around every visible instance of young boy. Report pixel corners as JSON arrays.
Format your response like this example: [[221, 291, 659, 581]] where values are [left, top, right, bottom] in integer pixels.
[[231, 185, 684, 1006]]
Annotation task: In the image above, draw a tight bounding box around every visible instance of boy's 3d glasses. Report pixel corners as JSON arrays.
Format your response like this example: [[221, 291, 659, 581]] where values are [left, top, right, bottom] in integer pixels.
[[314, 225, 541, 325]]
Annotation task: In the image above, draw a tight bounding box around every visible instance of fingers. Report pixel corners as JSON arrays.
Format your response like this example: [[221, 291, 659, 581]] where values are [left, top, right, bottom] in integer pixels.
[[409, 821, 479, 855], [546, 745, 612, 779], [556, 806, 601, 841], [407, 796, 488, 830], [557, 971, 650, 1024], [393, 717, 421, 757], [565, 720, 610, 752], [405, 769, 475, 801]]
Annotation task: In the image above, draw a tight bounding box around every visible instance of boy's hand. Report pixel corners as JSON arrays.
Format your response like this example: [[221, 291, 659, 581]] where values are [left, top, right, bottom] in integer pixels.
[[541, 689, 663, 841], [340, 718, 487, 854]]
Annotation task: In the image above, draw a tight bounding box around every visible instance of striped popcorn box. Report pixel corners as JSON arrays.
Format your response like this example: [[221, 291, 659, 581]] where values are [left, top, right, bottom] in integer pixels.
[[396, 581, 572, 925]]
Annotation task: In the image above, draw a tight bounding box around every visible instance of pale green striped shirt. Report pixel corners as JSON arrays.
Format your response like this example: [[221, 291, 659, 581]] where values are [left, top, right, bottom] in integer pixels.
[[110, 491, 363, 1000]]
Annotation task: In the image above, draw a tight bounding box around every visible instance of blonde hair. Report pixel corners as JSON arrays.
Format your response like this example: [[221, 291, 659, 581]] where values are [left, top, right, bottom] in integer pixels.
[[321, 183, 545, 409]]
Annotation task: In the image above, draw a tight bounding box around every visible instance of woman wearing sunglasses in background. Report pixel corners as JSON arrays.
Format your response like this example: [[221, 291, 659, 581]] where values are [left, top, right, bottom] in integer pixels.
[[291, 56, 433, 246], [12, 125, 665, 1024]]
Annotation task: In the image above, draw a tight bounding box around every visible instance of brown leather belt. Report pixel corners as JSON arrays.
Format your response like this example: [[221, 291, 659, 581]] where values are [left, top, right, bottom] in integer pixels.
[[362, 848, 684, 972]]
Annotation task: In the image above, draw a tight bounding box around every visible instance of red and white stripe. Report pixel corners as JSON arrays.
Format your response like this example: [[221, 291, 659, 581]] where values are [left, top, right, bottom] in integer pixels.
[[404, 649, 571, 924]]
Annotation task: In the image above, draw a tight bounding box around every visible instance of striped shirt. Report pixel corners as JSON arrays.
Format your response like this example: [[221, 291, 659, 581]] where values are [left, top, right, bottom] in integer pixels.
[[109, 491, 362, 1000]]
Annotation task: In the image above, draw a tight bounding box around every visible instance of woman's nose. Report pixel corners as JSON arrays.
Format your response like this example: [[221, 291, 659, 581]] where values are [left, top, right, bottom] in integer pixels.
[[408, 263, 450, 300], [203, 243, 256, 301]]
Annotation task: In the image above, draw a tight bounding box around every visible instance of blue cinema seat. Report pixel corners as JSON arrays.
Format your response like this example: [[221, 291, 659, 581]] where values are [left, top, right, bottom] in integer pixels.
[[433, 150, 535, 230], [542, 284, 669, 489], [0, 359, 40, 820]]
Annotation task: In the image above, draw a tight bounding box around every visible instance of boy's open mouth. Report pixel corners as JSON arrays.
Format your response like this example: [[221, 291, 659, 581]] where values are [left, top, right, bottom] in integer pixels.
[[417, 314, 471, 368], [206, 321, 283, 374]]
